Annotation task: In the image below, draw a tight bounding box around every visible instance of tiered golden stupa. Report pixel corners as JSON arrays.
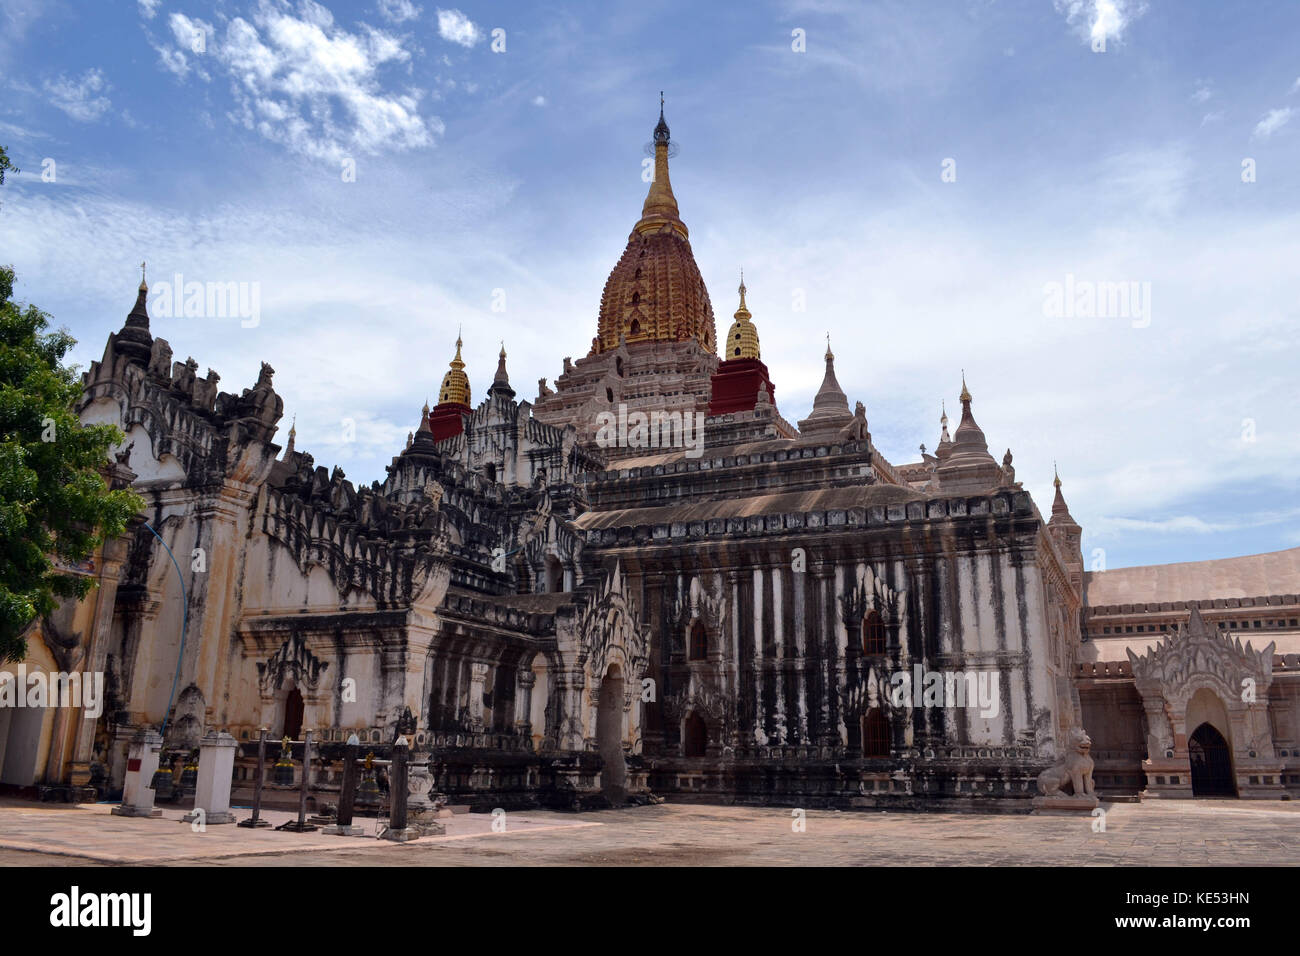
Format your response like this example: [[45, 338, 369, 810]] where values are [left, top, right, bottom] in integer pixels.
[[724, 273, 760, 359], [437, 335, 470, 406], [592, 96, 717, 355], [430, 334, 472, 441]]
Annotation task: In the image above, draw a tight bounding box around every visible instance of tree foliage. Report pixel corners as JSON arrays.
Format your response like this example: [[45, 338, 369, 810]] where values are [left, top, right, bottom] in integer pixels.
[[0, 265, 143, 661]]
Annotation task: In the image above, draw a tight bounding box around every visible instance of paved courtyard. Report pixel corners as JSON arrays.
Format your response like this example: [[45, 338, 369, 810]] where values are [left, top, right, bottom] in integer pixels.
[[0, 798, 1296, 866]]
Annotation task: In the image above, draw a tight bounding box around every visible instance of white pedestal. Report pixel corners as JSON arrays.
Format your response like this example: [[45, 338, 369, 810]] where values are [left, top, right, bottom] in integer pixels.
[[112, 729, 163, 818], [183, 730, 238, 825]]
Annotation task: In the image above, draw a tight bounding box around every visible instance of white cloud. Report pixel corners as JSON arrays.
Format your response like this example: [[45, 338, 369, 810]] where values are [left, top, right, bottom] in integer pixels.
[[532, 95, 546, 107], [154, 12, 215, 80], [1090, 509, 1300, 539], [1253, 107, 1293, 139], [1191, 81, 1212, 104], [151, 0, 438, 162], [377, 0, 421, 23], [43, 68, 112, 122], [436, 8, 480, 47], [1054, 0, 1147, 49], [138, 0, 162, 19]]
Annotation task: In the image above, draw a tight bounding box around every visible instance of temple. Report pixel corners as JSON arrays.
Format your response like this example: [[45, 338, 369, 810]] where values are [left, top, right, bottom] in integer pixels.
[[4, 103, 1297, 810]]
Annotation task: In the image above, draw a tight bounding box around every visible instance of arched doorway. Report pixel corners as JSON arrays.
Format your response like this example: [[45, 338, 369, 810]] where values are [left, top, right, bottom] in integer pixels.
[[595, 664, 626, 804], [1188, 722, 1236, 796], [282, 687, 304, 741], [683, 712, 707, 757], [862, 707, 890, 758]]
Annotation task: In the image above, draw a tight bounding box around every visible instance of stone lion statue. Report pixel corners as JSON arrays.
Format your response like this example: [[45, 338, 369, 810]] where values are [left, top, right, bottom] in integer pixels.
[[1036, 727, 1096, 798]]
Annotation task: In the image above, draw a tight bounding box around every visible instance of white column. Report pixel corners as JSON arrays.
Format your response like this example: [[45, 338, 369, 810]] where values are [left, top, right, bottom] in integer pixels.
[[112, 729, 163, 817], [185, 731, 238, 824]]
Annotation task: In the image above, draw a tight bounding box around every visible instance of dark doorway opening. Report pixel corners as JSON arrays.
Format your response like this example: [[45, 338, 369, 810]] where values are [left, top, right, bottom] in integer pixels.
[[596, 664, 626, 804], [862, 707, 890, 758], [283, 687, 304, 741], [1188, 722, 1236, 797], [683, 712, 707, 757]]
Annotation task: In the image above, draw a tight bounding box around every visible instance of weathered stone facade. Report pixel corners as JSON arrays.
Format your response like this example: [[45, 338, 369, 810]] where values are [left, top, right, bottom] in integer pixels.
[[5, 106, 1297, 811]]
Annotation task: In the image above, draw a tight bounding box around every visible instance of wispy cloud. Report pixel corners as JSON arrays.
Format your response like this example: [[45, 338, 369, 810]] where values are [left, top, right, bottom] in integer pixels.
[[1253, 106, 1294, 139], [43, 68, 113, 122], [377, 0, 421, 23], [436, 8, 480, 47]]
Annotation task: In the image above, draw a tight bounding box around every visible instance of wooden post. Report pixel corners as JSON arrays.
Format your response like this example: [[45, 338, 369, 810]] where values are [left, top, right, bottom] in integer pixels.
[[278, 729, 318, 833], [381, 735, 418, 841], [238, 727, 271, 828], [390, 736, 408, 831], [324, 733, 364, 836], [338, 735, 359, 826]]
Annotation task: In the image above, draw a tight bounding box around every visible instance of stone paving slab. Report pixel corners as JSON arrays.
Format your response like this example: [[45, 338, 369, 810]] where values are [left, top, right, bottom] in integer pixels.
[[0, 798, 1296, 866], [0, 800, 599, 864]]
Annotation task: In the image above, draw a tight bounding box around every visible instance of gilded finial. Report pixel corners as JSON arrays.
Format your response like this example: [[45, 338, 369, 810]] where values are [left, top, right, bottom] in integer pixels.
[[139, 260, 147, 292], [735, 269, 750, 319], [653, 92, 670, 145], [959, 370, 971, 404], [1053, 460, 1061, 488], [725, 271, 759, 358], [825, 332, 833, 361]]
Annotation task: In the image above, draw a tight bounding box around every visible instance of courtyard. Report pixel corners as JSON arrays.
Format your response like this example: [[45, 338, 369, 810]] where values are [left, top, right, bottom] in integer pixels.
[[0, 797, 1295, 867]]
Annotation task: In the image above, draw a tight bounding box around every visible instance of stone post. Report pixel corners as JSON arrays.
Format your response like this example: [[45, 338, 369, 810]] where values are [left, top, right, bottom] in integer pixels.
[[382, 736, 420, 842], [112, 729, 163, 818], [183, 731, 238, 825], [238, 727, 272, 828], [323, 733, 364, 836]]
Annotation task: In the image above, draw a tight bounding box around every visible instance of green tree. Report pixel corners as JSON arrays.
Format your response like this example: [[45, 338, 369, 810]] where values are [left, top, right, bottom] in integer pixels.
[[0, 265, 143, 662], [0, 144, 15, 186]]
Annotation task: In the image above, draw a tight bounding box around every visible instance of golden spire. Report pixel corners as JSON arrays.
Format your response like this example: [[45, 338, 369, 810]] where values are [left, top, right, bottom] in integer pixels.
[[635, 93, 686, 238], [437, 335, 471, 407], [724, 269, 760, 359], [140, 260, 147, 292], [735, 270, 750, 320], [825, 332, 833, 361], [1053, 460, 1061, 488], [959, 370, 971, 404]]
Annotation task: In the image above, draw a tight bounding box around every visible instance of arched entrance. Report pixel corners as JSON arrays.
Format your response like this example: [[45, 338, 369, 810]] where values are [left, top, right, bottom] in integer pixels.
[[683, 712, 708, 757], [595, 664, 626, 804], [1188, 723, 1236, 797], [282, 687, 304, 741]]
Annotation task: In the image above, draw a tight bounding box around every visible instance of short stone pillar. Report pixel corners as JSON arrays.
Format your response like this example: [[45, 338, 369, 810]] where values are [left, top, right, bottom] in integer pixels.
[[112, 729, 164, 818], [182, 731, 238, 825], [405, 749, 446, 836]]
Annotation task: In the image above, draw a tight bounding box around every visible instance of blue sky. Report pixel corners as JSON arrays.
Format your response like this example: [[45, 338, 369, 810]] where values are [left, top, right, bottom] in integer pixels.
[[1, 0, 1297, 571]]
